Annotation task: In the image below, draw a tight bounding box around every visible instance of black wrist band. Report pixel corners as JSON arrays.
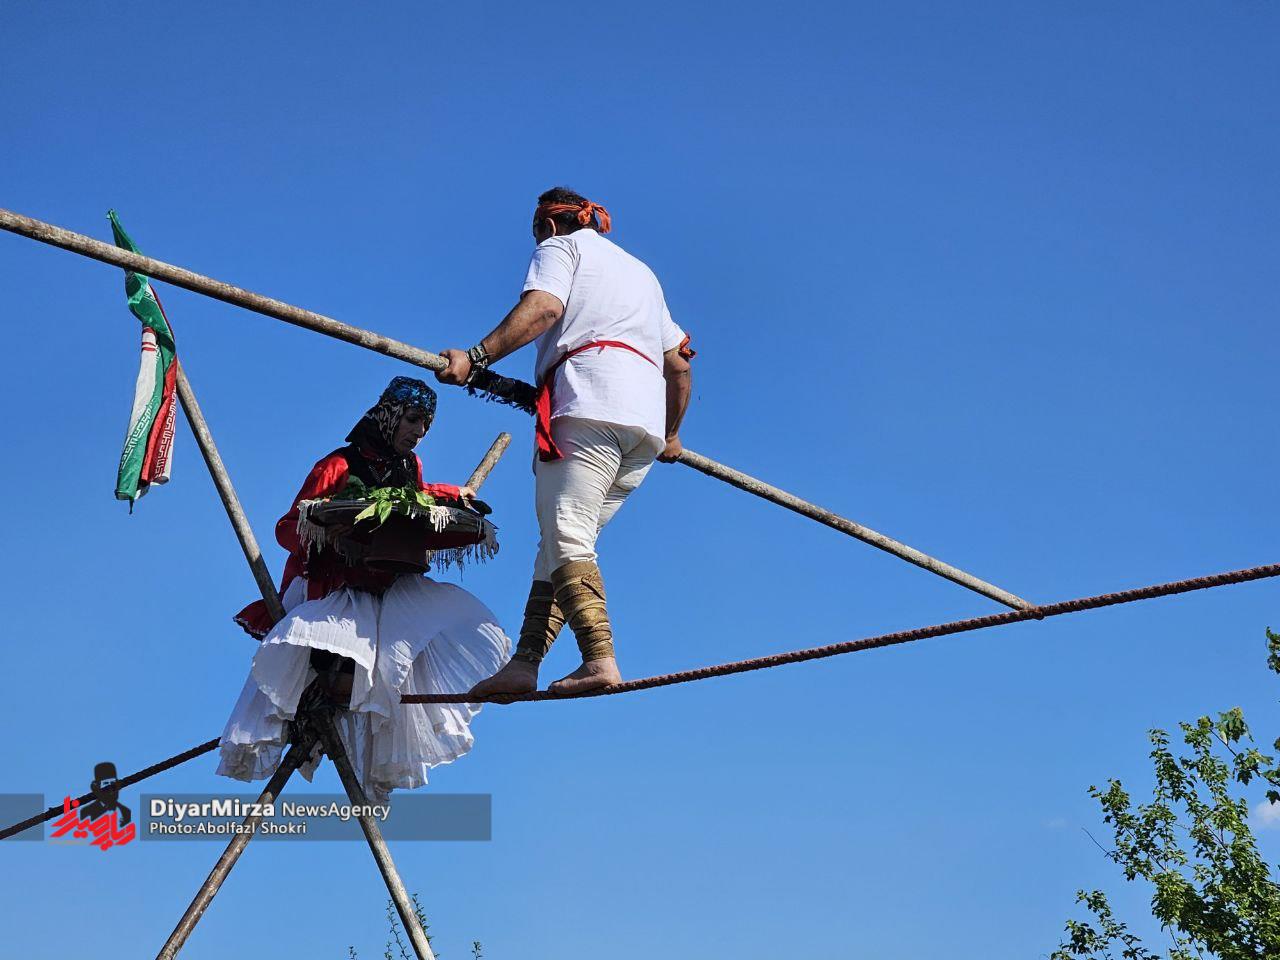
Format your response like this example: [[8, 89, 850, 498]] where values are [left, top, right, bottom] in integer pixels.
[[466, 344, 491, 370]]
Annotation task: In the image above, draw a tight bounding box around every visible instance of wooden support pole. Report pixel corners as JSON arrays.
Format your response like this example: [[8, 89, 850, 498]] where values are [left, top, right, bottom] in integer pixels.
[[315, 714, 437, 960], [176, 364, 287, 624], [154, 374, 448, 960], [676, 450, 1031, 610], [144, 384, 293, 954], [0, 207, 1029, 609], [155, 730, 318, 960], [465, 432, 511, 491], [165, 384, 484, 960]]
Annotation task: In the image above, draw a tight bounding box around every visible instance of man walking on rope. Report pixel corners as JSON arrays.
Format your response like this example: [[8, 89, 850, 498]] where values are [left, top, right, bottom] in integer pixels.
[[437, 187, 695, 695]]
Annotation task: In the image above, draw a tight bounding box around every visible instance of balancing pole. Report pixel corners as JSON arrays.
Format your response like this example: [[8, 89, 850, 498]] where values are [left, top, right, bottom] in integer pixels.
[[674, 450, 1025, 607], [0, 206, 1030, 610]]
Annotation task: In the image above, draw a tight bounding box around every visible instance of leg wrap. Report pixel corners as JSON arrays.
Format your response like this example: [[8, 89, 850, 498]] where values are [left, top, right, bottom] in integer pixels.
[[550, 559, 614, 662], [512, 580, 566, 663]]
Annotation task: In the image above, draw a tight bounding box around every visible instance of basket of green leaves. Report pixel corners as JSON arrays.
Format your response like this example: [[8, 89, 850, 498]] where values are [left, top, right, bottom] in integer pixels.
[[296, 477, 498, 573]]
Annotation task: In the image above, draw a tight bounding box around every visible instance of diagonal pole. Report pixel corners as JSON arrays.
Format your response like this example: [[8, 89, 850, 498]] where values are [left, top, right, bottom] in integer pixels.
[[0, 207, 1030, 610], [148, 372, 511, 958], [465, 432, 511, 490], [315, 714, 437, 960], [176, 363, 286, 623], [155, 728, 319, 960], [674, 450, 1027, 608]]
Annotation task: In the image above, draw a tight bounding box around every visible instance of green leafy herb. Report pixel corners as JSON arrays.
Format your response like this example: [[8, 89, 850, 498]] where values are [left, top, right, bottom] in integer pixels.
[[331, 479, 437, 530]]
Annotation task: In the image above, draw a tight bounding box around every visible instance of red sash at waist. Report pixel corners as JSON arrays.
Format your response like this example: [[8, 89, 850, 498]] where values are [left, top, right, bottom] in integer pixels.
[[535, 340, 658, 461]]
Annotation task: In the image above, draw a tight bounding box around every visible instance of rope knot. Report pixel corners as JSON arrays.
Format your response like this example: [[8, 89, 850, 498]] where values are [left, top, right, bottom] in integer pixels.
[[578, 200, 611, 233], [535, 198, 612, 234]]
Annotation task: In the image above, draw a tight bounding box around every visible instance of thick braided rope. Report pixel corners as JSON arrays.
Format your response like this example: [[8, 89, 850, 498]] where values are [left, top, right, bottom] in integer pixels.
[[404, 561, 1280, 704], [5, 561, 1278, 842], [0, 738, 220, 842]]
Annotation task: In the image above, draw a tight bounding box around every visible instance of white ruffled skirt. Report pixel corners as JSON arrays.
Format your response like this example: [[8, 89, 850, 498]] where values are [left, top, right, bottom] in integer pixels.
[[217, 575, 510, 803]]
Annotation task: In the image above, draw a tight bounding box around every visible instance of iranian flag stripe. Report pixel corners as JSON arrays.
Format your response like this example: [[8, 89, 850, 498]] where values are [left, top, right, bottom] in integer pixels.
[[111, 210, 178, 505], [140, 291, 179, 487]]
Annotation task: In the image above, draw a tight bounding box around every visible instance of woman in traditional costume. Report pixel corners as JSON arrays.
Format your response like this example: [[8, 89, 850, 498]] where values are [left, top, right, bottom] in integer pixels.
[[217, 377, 511, 802]]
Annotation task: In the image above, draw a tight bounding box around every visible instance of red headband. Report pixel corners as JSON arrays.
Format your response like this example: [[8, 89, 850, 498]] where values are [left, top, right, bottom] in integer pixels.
[[535, 199, 612, 234]]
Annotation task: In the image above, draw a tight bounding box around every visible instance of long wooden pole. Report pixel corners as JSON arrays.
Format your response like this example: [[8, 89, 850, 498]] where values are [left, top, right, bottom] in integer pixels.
[[0, 207, 1030, 611], [175, 365, 287, 624], [465, 432, 511, 490], [316, 714, 437, 960], [156, 382, 507, 959], [155, 730, 317, 960], [675, 450, 1027, 608]]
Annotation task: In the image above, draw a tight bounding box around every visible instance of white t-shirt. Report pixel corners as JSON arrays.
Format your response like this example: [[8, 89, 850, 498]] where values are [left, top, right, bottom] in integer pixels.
[[522, 229, 685, 444]]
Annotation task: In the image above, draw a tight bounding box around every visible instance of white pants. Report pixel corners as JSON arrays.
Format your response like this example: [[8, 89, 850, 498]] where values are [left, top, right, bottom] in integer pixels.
[[532, 417, 663, 581]]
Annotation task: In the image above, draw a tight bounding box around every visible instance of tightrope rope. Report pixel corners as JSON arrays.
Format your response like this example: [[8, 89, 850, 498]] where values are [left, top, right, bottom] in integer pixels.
[[4, 561, 1277, 842], [0, 738, 220, 842], [404, 561, 1280, 703]]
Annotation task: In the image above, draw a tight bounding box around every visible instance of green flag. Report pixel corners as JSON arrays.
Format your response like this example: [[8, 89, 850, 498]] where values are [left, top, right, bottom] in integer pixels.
[[111, 210, 178, 505]]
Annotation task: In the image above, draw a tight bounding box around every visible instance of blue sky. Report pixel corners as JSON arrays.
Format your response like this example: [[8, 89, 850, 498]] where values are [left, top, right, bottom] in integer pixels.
[[2, 1, 1279, 957]]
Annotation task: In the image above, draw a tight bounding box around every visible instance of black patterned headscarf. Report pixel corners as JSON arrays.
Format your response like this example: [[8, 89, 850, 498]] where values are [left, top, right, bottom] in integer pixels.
[[345, 377, 438, 480]]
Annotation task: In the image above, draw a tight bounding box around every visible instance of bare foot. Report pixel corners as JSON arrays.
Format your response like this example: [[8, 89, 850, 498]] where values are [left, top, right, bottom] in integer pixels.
[[547, 657, 622, 696], [469, 659, 540, 698]]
